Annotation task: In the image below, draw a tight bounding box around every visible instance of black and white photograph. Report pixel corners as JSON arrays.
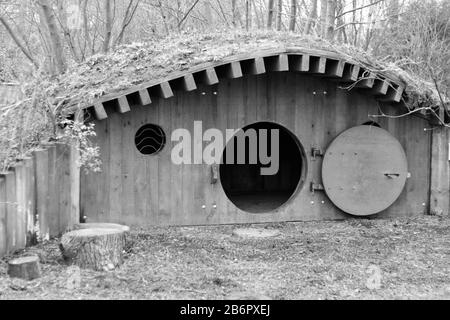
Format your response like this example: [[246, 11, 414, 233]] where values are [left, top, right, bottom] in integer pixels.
[[0, 0, 449, 306]]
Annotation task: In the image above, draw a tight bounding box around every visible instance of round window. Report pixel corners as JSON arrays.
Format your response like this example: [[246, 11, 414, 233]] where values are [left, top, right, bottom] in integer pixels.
[[135, 124, 166, 155]]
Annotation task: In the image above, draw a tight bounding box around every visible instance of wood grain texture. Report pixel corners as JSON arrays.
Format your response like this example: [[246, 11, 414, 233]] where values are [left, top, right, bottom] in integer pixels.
[[33, 149, 50, 241], [81, 72, 433, 226], [0, 175, 7, 256], [4, 171, 17, 252], [430, 127, 450, 216]]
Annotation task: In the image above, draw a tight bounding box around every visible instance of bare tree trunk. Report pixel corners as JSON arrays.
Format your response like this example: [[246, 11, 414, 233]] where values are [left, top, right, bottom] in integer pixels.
[[113, 0, 140, 47], [245, 0, 250, 30], [0, 17, 38, 68], [352, 0, 358, 46], [277, 0, 283, 31], [232, 0, 237, 26], [57, 0, 80, 62], [267, 0, 275, 28], [326, 0, 336, 40], [252, 0, 262, 28], [37, 0, 67, 74], [305, 0, 318, 35], [82, 0, 93, 57], [102, 0, 112, 53], [319, 0, 327, 37], [157, 0, 170, 34], [289, 0, 297, 31], [336, 0, 348, 43]]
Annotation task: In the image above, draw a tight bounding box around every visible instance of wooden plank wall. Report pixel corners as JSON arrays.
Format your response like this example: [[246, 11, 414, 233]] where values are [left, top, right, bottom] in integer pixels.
[[430, 126, 450, 216], [81, 72, 433, 226], [0, 143, 79, 258]]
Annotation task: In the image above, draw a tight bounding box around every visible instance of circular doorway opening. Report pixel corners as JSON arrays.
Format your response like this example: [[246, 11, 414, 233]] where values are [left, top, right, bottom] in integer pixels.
[[220, 122, 305, 214]]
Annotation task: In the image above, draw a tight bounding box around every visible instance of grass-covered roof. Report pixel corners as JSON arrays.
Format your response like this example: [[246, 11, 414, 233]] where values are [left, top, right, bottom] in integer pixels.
[[0, 30, 446, 170]]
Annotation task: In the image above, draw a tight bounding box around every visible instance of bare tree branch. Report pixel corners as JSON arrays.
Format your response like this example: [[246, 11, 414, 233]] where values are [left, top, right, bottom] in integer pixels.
[[0, 16, 38, 68]]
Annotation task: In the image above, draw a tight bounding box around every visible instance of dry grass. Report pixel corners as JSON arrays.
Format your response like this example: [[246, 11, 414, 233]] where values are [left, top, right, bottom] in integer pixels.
[[1, 30, 444, 170], [1, 215, 450, 300]]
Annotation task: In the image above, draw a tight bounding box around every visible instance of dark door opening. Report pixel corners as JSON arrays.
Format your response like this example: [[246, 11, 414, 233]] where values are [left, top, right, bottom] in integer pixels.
[[220, 122, 305, 213]]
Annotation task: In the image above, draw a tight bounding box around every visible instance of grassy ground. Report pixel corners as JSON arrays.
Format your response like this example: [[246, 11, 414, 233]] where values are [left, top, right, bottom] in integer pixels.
[[1, 216, 449, 300]]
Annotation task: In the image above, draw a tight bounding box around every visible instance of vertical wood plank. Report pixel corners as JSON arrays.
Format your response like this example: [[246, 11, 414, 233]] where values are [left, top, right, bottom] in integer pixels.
[[14, 163, 27, 250], [430, 127, 450, 216], [4, 171, 17, 252], [45, 144, 59, 237], [55, 143, 71, 234], [120, 112, 134, 224], [109, 112, 123, 223], [0, 175, 7, 256], [69, 144, 80, 229], [23, 158, 36, 246], [158, 96, 172, 224], [133, 103, 149, 222], [215, 79, 230, 224], [33, 149, 50, 241], [170, 93, 184, 225], [146, 102, 160, 225]]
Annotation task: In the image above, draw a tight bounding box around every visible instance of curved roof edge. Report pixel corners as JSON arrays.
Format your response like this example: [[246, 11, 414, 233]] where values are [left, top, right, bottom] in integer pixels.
[[77, 47, 407, 121]]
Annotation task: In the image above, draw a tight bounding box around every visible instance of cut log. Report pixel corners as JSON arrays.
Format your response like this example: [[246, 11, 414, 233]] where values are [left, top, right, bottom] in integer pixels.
[[73, 222, 130, 233], [8, 256, 41, 281], [73, 223, 131, 249], [59, 228, 125, 271]]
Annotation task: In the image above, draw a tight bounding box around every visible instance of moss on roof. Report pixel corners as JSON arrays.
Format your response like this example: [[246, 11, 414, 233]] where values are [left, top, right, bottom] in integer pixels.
[[31, 30, 443, 114], [0, 30, 446, 170]]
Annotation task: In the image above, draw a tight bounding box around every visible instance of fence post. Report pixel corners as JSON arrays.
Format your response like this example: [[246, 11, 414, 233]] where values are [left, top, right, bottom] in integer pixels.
[[14, 162, 27, 250], [44, 143, 60, 237], [4, 170, 17, 253], [33, 148, 50, 242], [23, 157, 36, 245]]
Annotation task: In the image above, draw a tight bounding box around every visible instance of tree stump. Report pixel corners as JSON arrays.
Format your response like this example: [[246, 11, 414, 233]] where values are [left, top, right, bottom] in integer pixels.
[[59, 228, 125, 271], [73, 223, 130, 233], [7, 256, 41, 281], [73, 223, 131, 251]]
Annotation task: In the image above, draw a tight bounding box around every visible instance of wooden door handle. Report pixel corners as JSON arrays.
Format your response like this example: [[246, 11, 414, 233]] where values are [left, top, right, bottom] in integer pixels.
[[384, 173, 400, 178]]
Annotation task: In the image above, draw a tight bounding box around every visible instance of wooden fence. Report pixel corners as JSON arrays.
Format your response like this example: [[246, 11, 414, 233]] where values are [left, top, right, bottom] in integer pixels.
[[0, 143, 79, 257]]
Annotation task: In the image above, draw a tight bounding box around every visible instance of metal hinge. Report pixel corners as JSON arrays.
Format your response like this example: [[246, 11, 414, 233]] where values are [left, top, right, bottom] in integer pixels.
[[311, 146, 324, 160]]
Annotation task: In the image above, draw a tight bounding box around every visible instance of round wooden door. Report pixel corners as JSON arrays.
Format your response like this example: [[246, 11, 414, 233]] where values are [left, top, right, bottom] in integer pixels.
[[322, 125, 408, 216]]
